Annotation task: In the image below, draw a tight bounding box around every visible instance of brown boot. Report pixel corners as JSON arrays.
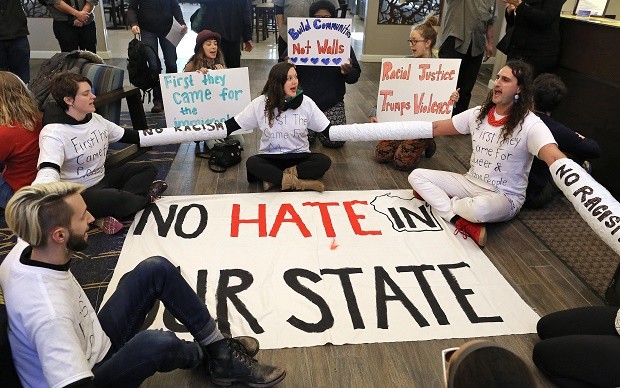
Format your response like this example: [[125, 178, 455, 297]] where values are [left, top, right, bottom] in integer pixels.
[[281, 165, 324, 192]]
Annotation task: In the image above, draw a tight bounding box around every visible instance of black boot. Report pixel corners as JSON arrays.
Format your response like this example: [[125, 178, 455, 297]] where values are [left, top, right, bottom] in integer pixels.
[[227, 336, 259, 357], [205, 338, 286, 387]]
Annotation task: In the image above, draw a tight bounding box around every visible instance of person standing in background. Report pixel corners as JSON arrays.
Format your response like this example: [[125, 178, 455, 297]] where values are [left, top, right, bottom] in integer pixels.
[[0, 0, 31, 83], [127, 0, 187, 113], [501, 0, 566, 78], [438, 0, 496, 115], [194, 0, 253, 69], [45, 0, 98, 53], [274, 0, 340, 58]]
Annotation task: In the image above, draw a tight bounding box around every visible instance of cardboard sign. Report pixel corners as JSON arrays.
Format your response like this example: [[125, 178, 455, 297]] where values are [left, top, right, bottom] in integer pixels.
[[159, 68, 251, 128], [287, 17, 352, 67], [103, 190, 539, 349], [376, 58, 461, 122]]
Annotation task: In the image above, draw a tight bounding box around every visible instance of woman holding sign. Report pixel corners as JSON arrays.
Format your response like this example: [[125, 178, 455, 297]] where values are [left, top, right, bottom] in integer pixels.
[[294, 0, 361, 149], [372, 15, 459, 171], [184, 29, 245, 156], [224, 62, 331, 192]]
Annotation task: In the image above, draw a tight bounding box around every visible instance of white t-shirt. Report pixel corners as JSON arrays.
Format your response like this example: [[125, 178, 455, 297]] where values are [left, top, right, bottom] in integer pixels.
[[0, 240, 112, 388], [234, 95, 330, 154], [453, 107, 556, 204], [38, 113, 125, 187]]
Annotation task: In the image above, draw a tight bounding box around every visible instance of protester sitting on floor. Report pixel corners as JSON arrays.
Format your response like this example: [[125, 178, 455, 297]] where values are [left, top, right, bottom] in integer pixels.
[[0, 72, 42, 208], [33, 72, 167, 234], [224, 61, 332, 192], [288, 0, 361, 149], [183, 29, 245, 156], [533, 306, 620, 387], [408, 60, 565, 247], [370, 14, 459, 170], [0, 182, 286, 387], [525, 73, 601, 208]]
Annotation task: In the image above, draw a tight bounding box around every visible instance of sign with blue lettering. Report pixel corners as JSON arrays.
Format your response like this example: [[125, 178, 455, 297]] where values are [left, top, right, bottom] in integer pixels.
[[377, 58, 461, 122], [159, 68, 251, 128], [287, 17, 352, 67]]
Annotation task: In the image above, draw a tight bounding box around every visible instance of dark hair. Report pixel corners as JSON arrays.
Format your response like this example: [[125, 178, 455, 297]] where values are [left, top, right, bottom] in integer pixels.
[[51, 72, 93, 111], [309, 0, 337, 17], [261, 62, 296, 127], [476, 59, 534, 142], [412, 13, 439, 48], [533, 73, 567, 113]]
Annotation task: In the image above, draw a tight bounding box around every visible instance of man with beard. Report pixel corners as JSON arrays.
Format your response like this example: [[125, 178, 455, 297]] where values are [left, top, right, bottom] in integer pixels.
[[408, 60, 567, 247], [0, 182, 286, 387]]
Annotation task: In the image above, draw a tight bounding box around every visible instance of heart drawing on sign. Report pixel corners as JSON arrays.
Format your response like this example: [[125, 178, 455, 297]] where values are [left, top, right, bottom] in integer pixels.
[[300, 57, 309, 63], [332, 58, 342, 65], [290, 57, 298, 63], [310, 57, 319, 64], [321, 58, 330, 65]]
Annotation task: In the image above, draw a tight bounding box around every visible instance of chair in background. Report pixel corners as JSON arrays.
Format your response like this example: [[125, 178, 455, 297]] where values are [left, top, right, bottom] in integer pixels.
[[254, 2, 277, 43]]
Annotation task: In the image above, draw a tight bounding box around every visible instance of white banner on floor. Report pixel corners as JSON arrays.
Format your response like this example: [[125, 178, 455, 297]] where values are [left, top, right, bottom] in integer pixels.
[[102, 190, 538, 349]]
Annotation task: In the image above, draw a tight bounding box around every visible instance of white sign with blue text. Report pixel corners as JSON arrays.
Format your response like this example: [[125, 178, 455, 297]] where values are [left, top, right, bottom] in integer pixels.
[[159, 68, 251, 128], [287, 17, 352, 67]]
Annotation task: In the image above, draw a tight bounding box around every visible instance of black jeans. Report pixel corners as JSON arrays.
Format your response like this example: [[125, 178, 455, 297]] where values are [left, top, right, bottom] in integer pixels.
[[0, 36, 30, 83], [52, 20, 97, 53], [439, 36, 483, 115], [81, 162, 157, 219], [246, 153, 331, 184], [221, 38, 242, 69], [533, 306, 620, 387]]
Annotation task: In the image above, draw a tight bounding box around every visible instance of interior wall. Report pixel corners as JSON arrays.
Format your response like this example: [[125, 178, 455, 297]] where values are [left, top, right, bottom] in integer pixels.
[[28, 6, 111, 59]]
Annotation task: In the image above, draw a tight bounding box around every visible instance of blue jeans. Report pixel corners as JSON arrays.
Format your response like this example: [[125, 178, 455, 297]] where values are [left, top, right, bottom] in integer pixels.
[[0, 36, 31, 83], [0, 175, 14, 209], [140, 30, 178, 104], [93, 256, 218, 386]]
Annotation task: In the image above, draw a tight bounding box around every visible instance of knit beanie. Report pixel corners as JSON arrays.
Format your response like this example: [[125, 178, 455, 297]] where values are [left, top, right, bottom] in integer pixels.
[[195, 30, 222, 52]]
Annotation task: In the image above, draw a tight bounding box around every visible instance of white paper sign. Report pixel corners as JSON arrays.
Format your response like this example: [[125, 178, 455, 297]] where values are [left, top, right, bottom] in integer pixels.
[[102, 190, 539, 349], [159, 68, 251, 128], [376, 58, 461, 122], [287, 17, 352, 67], [165, 19, 186, 47]]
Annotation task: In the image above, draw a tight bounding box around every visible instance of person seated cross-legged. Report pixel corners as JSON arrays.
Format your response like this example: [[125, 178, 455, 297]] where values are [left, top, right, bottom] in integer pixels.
[[0, 182, 286, 387]]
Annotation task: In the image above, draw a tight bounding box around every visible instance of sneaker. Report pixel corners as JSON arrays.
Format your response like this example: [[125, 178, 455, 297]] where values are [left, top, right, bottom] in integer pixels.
[[454, 218, 487, 247], [206, 338, 286, 387], [148, 180, 168, 202], [151, 102, 164, 113], [425, 139, 437, 158], [582, 160, 593, 174], [99, 216, 123, 235]]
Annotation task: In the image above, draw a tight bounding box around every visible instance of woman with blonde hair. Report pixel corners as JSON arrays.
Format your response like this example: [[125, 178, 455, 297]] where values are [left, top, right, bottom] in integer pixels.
[[372, 14, 459, 170], [0, 71, 42, 208]]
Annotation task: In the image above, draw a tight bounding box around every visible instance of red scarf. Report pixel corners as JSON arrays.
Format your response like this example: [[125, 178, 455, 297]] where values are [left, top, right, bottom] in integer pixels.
[[487, 106, 508, 127]]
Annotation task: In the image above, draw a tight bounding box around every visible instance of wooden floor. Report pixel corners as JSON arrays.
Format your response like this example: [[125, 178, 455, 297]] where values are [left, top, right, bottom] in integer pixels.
[[140, 59, 602, 387]]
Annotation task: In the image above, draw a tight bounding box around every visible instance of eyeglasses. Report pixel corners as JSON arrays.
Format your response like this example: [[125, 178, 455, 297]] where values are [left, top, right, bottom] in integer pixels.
[[407, 39, 426, 44]]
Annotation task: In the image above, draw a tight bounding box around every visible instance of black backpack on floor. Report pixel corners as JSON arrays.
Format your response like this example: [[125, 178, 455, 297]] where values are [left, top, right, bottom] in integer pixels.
[[127, 36, 161, 102]]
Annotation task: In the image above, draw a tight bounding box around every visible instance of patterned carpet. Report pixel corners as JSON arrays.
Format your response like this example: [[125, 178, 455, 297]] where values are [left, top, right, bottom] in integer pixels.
[[454, 154, 620, 300], [0, 112, 178, 309]]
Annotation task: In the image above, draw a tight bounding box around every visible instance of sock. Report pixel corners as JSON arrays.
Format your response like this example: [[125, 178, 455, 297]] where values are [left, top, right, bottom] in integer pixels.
[[198, 329, 225, 348]]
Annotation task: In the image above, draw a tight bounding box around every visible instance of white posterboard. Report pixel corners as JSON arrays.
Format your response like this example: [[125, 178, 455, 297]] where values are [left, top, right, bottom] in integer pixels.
[[159, 68, 251, 128], [287, 17, 352, 66], [376, 58, 461, 122]]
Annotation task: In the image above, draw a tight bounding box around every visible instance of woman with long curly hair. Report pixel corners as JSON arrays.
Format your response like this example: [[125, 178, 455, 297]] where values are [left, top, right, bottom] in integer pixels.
[[408, 60, 562, 247], [224, 62, 332, 192], [0, 71, 42, 208]]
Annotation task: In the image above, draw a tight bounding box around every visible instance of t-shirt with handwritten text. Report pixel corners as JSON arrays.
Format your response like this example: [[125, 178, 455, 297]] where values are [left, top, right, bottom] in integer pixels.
[[453, 107, 556, 206], [234, 95, 330, 154]]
